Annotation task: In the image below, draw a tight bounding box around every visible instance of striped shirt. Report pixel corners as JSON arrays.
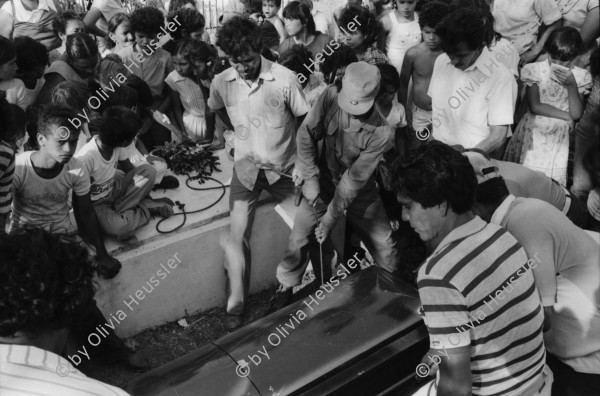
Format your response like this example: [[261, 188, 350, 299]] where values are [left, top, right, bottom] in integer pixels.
[[0, 141, 15, 215], [0, 344, 130, 396], [417, 216, 546, 396]]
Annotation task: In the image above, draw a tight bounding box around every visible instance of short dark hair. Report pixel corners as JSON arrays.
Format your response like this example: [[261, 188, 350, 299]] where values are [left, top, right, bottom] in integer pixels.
[[449, 0, 498, 45], [170, 0, 196, 13], [176, 38, 218, 64], [394, 141, 476, 214], [476, 177, 510, 206], [245, 0, 263, 14], [216, 16, 263, 57], [169, 8, 205, 40], [52, 10, 83, 35], [0, 36, 16, 66], [66, 32, 98, 62], [544, 26, 585, 62], [108, 12, 130, 34], [419, 1, 450, 31], [264, 0, 282, 8], [339, 6, 379, 46], [130, 6, 165, 36], [96, 54, 129, 89], [37, 105, 77, 139], [279, 44, 312, 87], [282, 1, 316, 36], [436, 8, 486, 53], [376, 63, 400, 88], [99, 106, 140, 147], [13, 37, 49, 73], [0, 227, 95, 337]]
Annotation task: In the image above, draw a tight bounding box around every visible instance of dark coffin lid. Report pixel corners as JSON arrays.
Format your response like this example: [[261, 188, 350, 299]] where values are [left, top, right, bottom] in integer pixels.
[[214, 267, 423, 394], [128, 267, 423, 396]]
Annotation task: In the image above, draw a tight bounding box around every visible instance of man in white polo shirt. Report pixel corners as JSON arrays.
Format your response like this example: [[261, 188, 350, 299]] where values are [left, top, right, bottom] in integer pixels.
[[428, 8, 517, 155]]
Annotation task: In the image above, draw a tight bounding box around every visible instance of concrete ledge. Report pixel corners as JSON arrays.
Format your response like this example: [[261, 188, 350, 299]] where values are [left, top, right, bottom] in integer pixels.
[[95, 201, 291, 338], [92, 150, 293, 337]]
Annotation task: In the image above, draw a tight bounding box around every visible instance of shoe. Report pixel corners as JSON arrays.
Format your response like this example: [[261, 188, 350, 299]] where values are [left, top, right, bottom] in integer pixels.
[[265, 286, 293, 315], [145, 197, 175, 218], [224, 312, 244, 331], [118, 352, 151, 373], [153, 175, 179, 191]]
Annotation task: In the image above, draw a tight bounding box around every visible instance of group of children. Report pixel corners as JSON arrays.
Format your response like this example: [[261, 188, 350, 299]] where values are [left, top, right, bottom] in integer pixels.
[[0, 0, 597, 257]]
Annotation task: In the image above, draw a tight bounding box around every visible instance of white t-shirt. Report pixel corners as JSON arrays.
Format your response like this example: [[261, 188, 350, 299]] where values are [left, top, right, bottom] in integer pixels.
[[428, 47, 517, 149], [385, 102, 407, 130], [556, 0, 600, 30], [74, 136, 128, 201], [90, 0, 124, 33], [0, 79, 26, 109], [0, 0, 58, 23], [493, 0, 562, 54], [9, 151, 90, 233]]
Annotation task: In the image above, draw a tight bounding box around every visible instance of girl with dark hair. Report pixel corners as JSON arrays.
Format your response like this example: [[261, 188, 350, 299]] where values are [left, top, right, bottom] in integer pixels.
[[278, 1, 334, 61], [0, 0, 62, 51], [0, 36, 25, 109], [36, 32, 99, 105], [339, 5, 388, 65], [167, 39, 216, 144], [104, 12, 133, 56], [504, 27, 592, 187]]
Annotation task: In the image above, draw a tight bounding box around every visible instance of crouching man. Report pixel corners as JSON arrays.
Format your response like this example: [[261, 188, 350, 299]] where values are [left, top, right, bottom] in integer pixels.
[[269, 62, 399, 311], [472, 158, 600, 396], [395, 141, 552, 396]]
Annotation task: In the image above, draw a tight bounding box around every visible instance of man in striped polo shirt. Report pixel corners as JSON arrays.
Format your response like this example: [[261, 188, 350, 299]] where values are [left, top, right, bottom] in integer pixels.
[[394, 141, 551, 396]]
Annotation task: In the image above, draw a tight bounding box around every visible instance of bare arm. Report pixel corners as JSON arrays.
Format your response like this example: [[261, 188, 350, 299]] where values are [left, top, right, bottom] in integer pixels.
[[526, 84, 572, 121], [118, 158, 135, 173], [73, 192, 109, 258], [0, 11, 13, 39], [214, 107, 234, 131], [82, 8, 109, 38], [474, 125, 510, 153], [377, 14, 391, 52], [436, 346, 472, 396], [579, 7, 599, 48], [272, 18, 287, 44], [168, 86, 186, 135], [566, 84, 585, 120]]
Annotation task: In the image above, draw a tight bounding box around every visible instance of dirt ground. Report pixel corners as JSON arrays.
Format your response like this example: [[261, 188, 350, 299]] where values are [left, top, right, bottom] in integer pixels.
[[82, 227, 426, 391]]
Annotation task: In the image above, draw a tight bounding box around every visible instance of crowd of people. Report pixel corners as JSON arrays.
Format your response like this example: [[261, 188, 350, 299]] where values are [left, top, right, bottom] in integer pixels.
[[0, 0, 599, 395]]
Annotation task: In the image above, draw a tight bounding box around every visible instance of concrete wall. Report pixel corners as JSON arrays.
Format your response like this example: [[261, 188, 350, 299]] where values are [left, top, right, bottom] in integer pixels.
[[94, 202, 291, 338]]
